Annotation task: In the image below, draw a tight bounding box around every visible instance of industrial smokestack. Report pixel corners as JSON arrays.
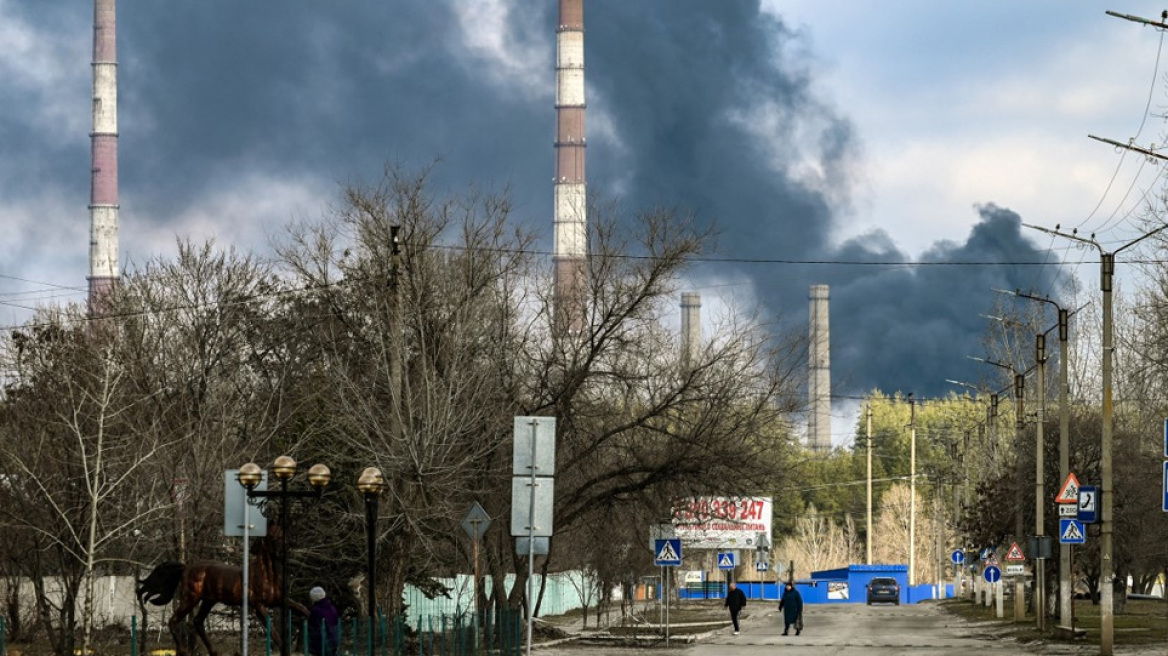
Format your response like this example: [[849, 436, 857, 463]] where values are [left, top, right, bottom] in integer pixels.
[[88, 0, 120, 311], [680, 292, 701, 369], [553, 0, 586, 329], [808, 284, 831, 452]]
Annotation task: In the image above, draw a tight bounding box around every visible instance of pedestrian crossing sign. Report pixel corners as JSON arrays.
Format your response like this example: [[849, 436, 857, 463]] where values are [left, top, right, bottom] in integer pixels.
[[717, 552, 737, 570], [654, 539, 682, 566], [1059, 518, 1086, 544]]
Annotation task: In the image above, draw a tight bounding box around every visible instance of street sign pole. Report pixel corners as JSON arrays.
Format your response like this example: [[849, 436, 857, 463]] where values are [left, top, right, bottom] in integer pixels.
[[665, 565, 671, 646], [511, 417, 555, 656]]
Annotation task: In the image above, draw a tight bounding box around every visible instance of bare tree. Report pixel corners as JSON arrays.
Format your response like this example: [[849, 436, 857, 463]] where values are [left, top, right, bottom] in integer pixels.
[[0, 314, 176, 656]]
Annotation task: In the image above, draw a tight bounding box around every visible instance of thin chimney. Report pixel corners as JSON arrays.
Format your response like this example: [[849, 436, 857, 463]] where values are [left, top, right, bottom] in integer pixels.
[[89, 0, 120, 310], [553, 0, 587, 328], [680, 292, 701, 369], [808, 284, 831, 452]]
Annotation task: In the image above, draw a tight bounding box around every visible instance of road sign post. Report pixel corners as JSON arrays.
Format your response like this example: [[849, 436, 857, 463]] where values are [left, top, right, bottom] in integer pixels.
[[1163, 461, 1168, 512], [1059, 518, 1086, 544], [1004, 542, 1025, 562], [654, 539, 683, 567], [462, 502, 491, 652], [512, 417, 555, 656], [1077, 485, 1098, 524], [1055, 472, 1080, 504]]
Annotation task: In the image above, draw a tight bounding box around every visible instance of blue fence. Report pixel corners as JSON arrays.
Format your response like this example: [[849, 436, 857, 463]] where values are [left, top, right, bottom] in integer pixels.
[[678, 580, 956, 604]]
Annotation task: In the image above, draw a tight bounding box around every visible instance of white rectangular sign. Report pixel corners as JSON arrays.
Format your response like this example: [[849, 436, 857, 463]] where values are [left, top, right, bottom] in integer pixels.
[[671, 496, 772, 549], [1005, 564, 1025, 575], [1058, 504, 1078, 517]]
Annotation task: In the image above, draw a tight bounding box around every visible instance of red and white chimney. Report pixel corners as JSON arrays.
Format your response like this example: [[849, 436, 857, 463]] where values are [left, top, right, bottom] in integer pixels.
[[553, 0, 586, 327], [88, 0, 119, 310]]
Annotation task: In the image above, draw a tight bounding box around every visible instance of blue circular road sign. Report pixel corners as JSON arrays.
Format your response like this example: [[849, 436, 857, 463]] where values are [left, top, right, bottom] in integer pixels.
[[984, 566, 1001, 583], [951, 549, 965, 564]]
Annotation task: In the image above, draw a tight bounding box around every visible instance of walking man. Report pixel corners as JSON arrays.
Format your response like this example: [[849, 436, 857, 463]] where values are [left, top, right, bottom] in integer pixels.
[[724, 581, 747, 635], [778, 581, 804, 636]]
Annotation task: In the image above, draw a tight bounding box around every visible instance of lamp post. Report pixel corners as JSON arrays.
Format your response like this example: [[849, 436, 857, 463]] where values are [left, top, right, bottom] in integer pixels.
[[983, 312, 1062, 631], [970, 356, 1028, 622], [357, 467, 386, 651], [240, 456, 330, 656], [1023, 222, 1168, 654], [906, 393, 917, 587], [997, 290, 1086, 630]]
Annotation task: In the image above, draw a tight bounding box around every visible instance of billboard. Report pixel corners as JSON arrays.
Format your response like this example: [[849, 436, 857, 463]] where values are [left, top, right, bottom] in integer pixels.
[[671, 496, 772, 549]]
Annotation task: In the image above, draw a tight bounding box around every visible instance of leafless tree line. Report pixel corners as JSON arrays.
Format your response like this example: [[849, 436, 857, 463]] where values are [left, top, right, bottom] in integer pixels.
[[0, 167, 804, 655]]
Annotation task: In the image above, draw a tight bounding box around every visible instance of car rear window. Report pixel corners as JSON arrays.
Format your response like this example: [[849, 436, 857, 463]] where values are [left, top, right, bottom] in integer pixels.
[[872, 578, 897, 585]]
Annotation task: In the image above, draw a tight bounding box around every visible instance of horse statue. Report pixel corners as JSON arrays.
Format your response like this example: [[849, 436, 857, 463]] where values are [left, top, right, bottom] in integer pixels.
[[137, 524, 309, 656]]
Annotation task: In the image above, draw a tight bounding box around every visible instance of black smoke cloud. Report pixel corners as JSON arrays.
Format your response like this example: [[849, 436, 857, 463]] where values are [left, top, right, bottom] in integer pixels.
[[6, 1, 1065, 396], [584, 2, 1064, 396], [826, 205, 1062, 396]]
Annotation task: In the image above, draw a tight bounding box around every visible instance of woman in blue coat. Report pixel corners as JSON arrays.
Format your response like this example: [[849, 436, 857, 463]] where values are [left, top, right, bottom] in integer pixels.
[[778, 581, 803, 635]]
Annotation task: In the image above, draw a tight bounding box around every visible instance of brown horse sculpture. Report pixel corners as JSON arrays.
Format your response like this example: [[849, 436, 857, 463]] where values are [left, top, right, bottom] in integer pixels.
[[137, 525, 308, 656]]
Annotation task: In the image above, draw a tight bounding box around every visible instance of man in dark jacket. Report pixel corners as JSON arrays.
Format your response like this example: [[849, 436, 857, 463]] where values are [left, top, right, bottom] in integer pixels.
[[724, 581, 747, 635], [778, 581, 804, 635], [307, 586, 340, 656]]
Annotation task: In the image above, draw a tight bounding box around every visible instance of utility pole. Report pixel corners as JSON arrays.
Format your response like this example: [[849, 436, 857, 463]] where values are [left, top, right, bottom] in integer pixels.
[[934, 486, 943, 596], [1013, 373, 1026, 623], [1024, 221, 1168, 655], [1035, 333, 1047, 631], [970, 355, 1028, 622], [909, 394, 916, 586], [388, 226, 403, 439], [867, 403, 873, 565], [1005, 289, 1081, 630]]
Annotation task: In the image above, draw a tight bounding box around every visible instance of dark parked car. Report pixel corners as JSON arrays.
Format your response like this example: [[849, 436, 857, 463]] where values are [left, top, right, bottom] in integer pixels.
[[866, 577, 900, 605]]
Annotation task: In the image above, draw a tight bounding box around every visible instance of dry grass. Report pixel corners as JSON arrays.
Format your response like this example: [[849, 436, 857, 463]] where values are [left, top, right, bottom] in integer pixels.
[[941, 595, 1168, 646]]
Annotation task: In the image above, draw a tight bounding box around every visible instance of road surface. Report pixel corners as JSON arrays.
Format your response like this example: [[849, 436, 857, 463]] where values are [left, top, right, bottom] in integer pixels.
[[541, 601, 1108, 656]]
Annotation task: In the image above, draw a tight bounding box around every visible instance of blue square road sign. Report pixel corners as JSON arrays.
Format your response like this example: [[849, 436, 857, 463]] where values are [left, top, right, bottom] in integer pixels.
[[1059, 518, 1086, 545], [654, 539, 682, 567]]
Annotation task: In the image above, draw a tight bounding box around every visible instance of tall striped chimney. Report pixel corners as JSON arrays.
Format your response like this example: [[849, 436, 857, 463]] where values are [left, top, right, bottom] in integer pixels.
[[88, 0, 119, 310], [553, 0, 587, 328], [680, 292, 701, 370], [808, 284, 831, 452]]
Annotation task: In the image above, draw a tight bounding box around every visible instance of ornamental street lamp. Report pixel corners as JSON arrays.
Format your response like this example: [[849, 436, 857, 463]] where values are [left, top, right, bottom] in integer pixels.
[[357, 467, 386, 650], [239, 456, 330, 656]]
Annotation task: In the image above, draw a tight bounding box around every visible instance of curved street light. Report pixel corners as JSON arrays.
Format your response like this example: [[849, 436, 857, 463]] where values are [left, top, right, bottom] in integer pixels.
[[239, 456, 330, 656]]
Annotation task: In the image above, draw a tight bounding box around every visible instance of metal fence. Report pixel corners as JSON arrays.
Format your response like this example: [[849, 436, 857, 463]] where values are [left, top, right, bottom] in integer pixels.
[[403, 570, 595, 625], [0, 609, 524, 656], [0, 570, 598, 656]]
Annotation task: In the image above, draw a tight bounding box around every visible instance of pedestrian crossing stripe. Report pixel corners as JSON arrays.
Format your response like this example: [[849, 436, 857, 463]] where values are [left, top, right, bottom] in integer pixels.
[[656, 541, 679, 563], [1061, 520, 1085, 543]]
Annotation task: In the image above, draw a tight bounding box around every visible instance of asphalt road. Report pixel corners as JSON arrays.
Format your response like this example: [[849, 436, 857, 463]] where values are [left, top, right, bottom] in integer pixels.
[[686, 602, 1062, 656], [536, 600, 1168, 656]]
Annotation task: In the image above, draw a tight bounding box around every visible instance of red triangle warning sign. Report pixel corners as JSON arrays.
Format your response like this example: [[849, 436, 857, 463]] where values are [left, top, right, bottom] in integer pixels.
[[1004, 542, 1025, 561], [1055, 473, 1081, 503]]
